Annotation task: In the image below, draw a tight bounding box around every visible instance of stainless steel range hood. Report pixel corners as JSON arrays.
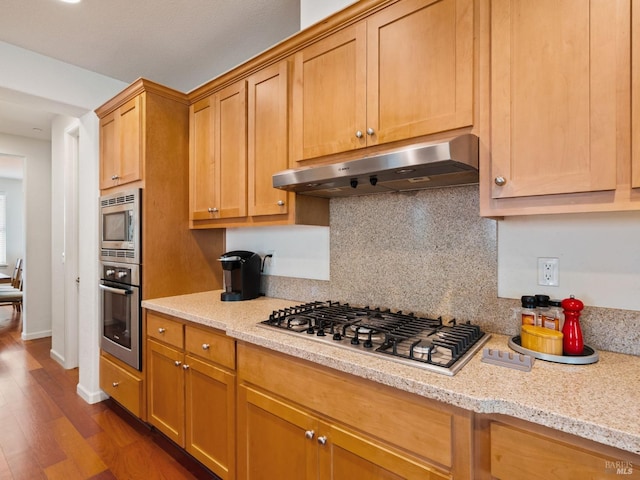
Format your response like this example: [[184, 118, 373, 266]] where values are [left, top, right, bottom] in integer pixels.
[[273, 134, 479, 197]]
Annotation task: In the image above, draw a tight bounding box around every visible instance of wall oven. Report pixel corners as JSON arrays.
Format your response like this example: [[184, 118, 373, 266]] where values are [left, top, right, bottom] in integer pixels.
[[100, 261, 141, 370], [100, 189, 141, 264]]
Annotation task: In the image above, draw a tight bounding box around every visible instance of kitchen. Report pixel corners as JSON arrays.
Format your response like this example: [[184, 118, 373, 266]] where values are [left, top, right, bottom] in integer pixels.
[[2, 0, 640, 478]]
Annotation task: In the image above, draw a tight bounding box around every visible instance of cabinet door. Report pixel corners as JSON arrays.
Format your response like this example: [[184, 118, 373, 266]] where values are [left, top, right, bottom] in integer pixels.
[[292, 22, 367, 161], [117, 96, 142, 185], [319, 423, 448, 480], [190, 95, 217, 220], [247, 61, 290, 217], [490, 0, 619, 198], [633, 0, 640, 189], [215, 81, 247, 219], [99, 354, 143, 418], [367, 0, 473, 146], [490, 422, 640, 480], [99, 111, 118, 189], [237, 385, 317, 480], [185, 355, 235, 479], [147, 339, 185, 447]]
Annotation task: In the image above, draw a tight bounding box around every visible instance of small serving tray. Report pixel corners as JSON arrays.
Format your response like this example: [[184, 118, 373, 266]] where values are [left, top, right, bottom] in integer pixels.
[[509, 336, 599, 365]]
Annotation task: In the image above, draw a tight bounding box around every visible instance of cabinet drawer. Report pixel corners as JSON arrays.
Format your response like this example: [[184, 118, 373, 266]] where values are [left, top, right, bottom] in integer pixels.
[[100, 354, 143, 417], [490, 422, 638, 480], [185, 325, 235, 370], [147, 311, 184, 348]]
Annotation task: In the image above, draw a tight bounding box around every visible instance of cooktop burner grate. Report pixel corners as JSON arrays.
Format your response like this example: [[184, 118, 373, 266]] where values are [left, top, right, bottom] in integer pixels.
[[261, 301, 490, 375]]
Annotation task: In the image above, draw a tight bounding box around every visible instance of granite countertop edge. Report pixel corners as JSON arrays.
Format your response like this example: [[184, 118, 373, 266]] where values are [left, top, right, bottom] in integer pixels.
[[141, 291, 640, 455]]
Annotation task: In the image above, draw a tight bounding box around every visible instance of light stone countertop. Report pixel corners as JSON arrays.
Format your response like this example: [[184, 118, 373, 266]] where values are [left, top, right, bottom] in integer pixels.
[[142, 290, 640, 455]]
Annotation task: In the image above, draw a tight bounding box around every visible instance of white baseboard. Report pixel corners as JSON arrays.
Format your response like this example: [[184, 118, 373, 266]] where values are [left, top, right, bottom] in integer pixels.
[[77, 382, 109, 404], [21, 329, 52, 341], [50, 348, 65, 367]]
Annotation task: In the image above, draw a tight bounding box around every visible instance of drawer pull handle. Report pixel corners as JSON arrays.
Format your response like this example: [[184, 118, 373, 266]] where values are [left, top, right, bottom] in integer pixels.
[[183, 364, 190, 370], [174, 360, 182, 367], [158, 327, 166, 334], [112, 382, 119, 388], [202, 343, 210, 350], [304, 430, 315, 440], [317, 436, 327, 446]]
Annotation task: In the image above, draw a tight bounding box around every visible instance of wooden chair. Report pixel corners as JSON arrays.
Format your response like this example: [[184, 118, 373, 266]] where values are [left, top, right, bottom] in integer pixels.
[[0, 258, 22, 289], [0, 259, 23, 311]]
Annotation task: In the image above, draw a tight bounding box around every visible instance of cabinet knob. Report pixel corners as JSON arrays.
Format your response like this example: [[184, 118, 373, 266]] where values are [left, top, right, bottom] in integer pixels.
[[112, 382, 119, 388], [202, 343, 210, 350], [208, 207, 219, 213], [158, 327, 166, 334], [355, 130, 363, 138], [277, 200, 285, 206], [494, 176, 507, 186], [366, 127, 375, 136], [317, 436, 327, 446], [304, 430, 315, 440], [182, 364, 190, 370], [111, 174, 119, 181], [174, 360, 182, 367]]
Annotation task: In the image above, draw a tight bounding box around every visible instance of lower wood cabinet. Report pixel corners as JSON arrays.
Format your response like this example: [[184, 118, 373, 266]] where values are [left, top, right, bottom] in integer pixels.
[[99, 352, 144, 419], [146, 311, 236, 480], [238, 384, 447, 479], [236, 342, 469, 479], [475, 416, 640, 480]]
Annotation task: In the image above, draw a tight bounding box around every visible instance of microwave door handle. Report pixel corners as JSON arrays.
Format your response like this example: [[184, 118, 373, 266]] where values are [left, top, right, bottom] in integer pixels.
[[99, 284, 132, 296]]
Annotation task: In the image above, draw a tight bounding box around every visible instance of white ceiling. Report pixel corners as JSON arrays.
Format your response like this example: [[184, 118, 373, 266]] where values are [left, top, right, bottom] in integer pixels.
[[0, 0, 301, 145]]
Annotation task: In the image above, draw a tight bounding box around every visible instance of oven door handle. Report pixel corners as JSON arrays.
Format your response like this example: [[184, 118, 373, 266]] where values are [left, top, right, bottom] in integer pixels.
[[99, 284, 133, 296]]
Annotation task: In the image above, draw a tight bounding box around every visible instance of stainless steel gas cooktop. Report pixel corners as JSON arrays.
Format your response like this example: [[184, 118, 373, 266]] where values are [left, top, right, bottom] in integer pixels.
[[260, 301, 490, 376]]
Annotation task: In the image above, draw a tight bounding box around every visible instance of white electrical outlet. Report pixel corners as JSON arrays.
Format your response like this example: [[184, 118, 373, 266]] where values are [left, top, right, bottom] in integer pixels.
[[537, 257, 559, 286]]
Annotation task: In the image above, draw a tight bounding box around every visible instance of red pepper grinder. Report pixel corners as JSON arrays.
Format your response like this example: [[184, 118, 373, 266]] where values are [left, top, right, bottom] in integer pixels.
[[561, 295, 584, 355]]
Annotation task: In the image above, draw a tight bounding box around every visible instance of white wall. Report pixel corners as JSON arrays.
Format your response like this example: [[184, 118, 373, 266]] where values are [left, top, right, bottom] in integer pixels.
[[300, 0, 357, 28], [226, 226, 330, 280], [0, 133, 52, 339], [76, 111, 106, 404], [0, 41, 128, 115], [0, 176, 24, 274], [1, 40, 126, 401], [51, 115, 80, 367], [498, 212, 640, 311]]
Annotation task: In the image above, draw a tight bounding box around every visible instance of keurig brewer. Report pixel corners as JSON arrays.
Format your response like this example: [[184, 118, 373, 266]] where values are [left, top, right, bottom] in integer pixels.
[[218, 251, 261, 301]]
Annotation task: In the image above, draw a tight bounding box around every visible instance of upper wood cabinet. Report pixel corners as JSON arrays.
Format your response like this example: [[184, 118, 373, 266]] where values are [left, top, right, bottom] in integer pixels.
[[247, 61, 290, 217], [480, 0, 640, 216], [189, 80, 247, 222], [99, 95, 142, 189], [96, 79, 225, 299], [189, 60, 329, 229], [291, 0, 474, 162]]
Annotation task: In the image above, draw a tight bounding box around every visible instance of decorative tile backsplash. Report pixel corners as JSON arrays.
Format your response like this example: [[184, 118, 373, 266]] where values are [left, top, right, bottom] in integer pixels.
[[262, 185, 639, 356]]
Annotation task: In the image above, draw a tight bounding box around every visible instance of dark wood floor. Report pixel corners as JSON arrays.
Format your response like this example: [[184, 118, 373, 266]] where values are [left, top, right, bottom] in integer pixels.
[[0, 306, 218, 480]]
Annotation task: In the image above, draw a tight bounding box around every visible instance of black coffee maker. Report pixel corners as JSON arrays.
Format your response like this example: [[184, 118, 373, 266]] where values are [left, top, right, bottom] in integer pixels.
[[218, 250, 261, 301]]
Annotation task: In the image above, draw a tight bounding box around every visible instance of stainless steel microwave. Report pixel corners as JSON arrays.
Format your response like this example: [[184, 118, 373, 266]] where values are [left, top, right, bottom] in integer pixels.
[[99, 189, 141, 264]]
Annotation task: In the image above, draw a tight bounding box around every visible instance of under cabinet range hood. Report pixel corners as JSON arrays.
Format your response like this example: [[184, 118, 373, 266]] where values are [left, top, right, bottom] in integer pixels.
[[273, 134, 479, 197]]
